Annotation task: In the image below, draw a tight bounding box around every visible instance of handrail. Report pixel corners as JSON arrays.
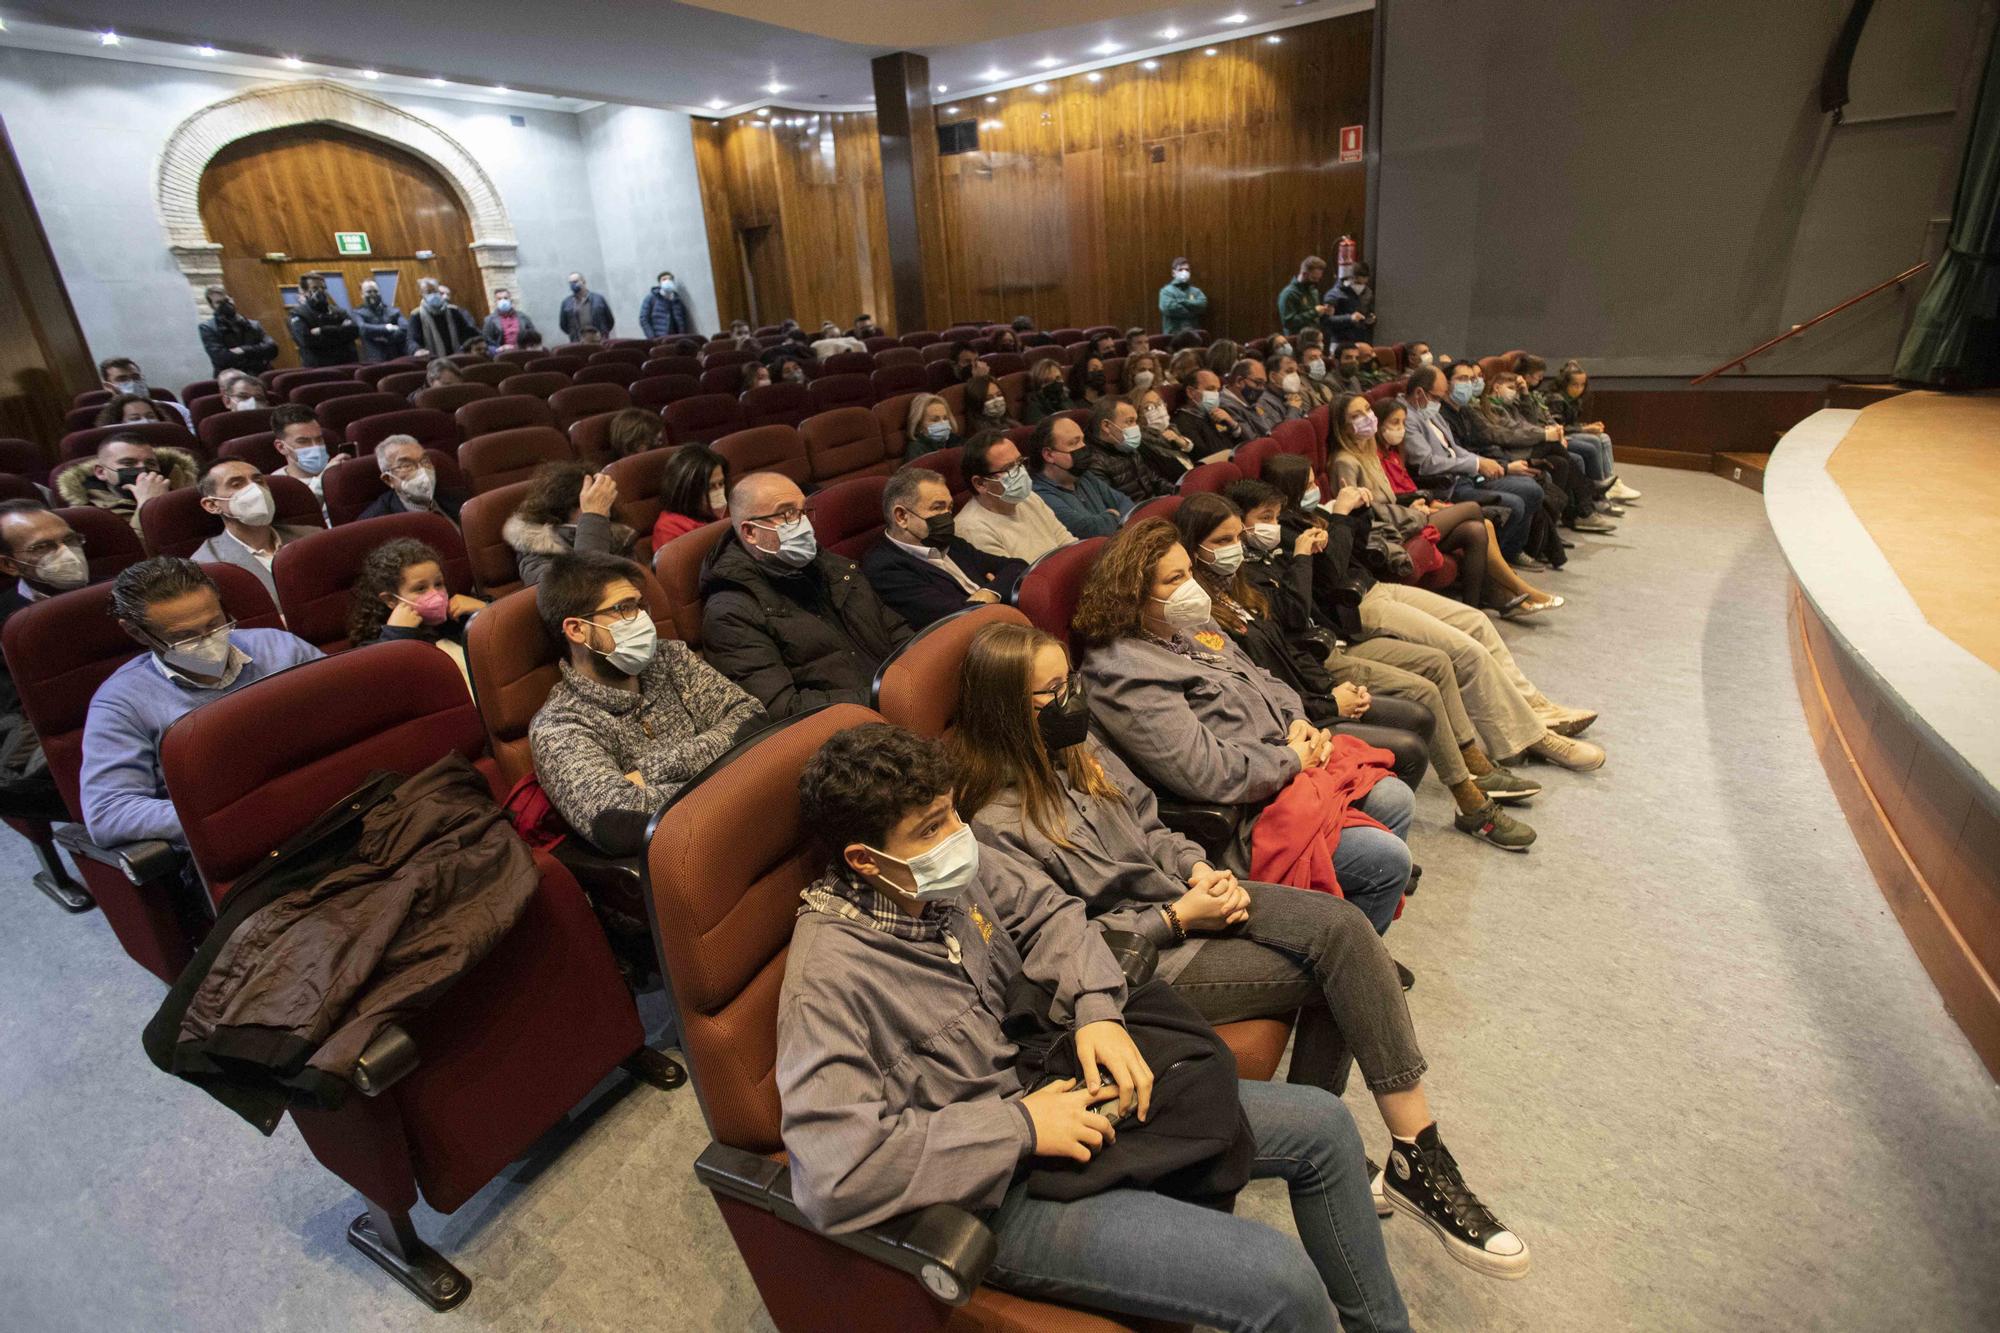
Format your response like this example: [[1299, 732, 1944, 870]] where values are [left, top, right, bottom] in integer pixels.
[[1690, 261, 1929, 384]]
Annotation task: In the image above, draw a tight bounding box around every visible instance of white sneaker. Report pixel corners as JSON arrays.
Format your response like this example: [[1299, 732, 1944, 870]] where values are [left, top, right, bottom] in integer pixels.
[[1529, 732, 1605, 771], [1607, 479, 1641, 501]]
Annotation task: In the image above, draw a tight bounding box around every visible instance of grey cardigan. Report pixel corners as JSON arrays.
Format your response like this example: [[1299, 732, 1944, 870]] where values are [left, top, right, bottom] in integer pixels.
[[776, 846, 1128, 1233], [970, 741, 1210, 981]]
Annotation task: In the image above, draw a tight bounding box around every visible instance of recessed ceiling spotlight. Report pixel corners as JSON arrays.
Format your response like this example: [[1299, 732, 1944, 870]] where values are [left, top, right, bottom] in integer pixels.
[[282, 55, 304, 69], [764, 81, 786, 94], [755, 107, 769, 117], [1031, 82, 1050, 94], [984, 95, 998, 103], [936, 84, 948, 93], [361, 69, 381, 79], [977, 67, 1007, 81], [492, 85, 511, 93], [1203, 47, 1220, 56], [1091, 42, 1122, 56], [98, 31, 120, 46], [707, 97, 727, 109], [1222, 12, 1251, 23], [1034, 56, 1061, 69], [194, 45, 218, 58], [1086, 72, 1103, 83], [1142, 60, 1161, 71], [944, 105, 959, 114], [1158, 26, 1182, 40]]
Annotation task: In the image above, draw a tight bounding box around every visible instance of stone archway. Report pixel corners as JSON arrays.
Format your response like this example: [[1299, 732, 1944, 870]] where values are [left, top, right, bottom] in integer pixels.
[[155, 79, 518, 315]]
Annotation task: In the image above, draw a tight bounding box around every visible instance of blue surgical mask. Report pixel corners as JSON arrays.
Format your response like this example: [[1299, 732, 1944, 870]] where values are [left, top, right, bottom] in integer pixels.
[[1199, 389, 1220, 411], [1301, 485, 1323, 510], [924, 420, 952, 442], [1449, 381, 1477, 406], [992, 465, 1031, 503], [1116, 424, 1141, 451], [496, 298, 514, 313], [424, 293, 445, 311], [867, 822, 980, 902], [755, 515, 818, 568], [291, 444, 329, 475], [659, 280, 677, 294]]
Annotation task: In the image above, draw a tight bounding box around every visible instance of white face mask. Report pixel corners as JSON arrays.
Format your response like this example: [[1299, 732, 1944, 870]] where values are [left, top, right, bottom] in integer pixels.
[[587, 613, 657, 676], [866, 822, 980, 902], [1202, 542, 1244, 576], [398, 466, 437, 502], [1280, 373, 1301, 393], [1173, 268, 1191, 283], [1246, 521, 1282, 552], [158, 624, 233, 678], [1151, 578, 1212, 631], [223, 484, 276, 527], [1142, 404, 1168, 430], [1198, 389, 1221, 411], [707, 485, 728, 514], [1130, 371, 1154, 391], [32, 543, 90, 591]]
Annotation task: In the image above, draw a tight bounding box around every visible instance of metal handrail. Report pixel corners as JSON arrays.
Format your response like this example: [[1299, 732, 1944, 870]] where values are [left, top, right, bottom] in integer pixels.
[[1690, 261, 1930, 384]]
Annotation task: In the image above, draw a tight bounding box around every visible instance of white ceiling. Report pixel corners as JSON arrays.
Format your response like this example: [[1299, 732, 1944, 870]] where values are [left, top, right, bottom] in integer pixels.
[[0, 0, 1369, 116]]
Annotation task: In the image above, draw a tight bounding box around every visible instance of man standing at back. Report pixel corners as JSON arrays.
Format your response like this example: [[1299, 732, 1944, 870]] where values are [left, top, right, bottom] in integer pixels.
[[639, 271, 694, 339], [560, 272, 615, 341], [197, 286, 279, 376], [404, 278, 478, 358], [1158, 256, 1208, 336], [1278, 255, 1332, 339], [288, 274, 360, 366], [353, 278, 411, 362], [698, 472, 912, 720]]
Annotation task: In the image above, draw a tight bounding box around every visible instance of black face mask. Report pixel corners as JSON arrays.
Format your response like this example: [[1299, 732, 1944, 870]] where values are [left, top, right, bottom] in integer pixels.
[[1086, 372, 1106, 390], [1037, 382, 1065, 403], [1036, 674, 1091, 753], [913, 510, 955, 548], [214, 300, 235, 318], [112, 464, 157, 490], [309, 292, 329, 308]]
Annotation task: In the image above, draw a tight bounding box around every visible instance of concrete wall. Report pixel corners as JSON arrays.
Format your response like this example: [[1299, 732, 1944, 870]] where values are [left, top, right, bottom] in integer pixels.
[[0, 46, 714, 390], [1374, 0, 1987, 376]]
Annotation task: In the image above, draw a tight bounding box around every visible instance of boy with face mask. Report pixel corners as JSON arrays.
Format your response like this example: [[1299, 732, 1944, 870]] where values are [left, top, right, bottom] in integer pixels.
[[639, 270, 694, 339], [529, 552, 763, 852], [57, 437, 199, 534]]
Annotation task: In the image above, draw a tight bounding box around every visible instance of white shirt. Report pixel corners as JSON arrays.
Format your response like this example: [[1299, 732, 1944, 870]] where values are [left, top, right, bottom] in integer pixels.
[[951, 493, 1076, 563], [16, 579, 46, 605], [221, 527, 283, 570], [885, 533, 980, 595]]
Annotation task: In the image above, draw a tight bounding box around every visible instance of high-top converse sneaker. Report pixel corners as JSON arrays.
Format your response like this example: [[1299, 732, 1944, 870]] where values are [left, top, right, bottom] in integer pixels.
[[1383, 1126, 1530, 1279], [1365, 1157, 1393, 1217]]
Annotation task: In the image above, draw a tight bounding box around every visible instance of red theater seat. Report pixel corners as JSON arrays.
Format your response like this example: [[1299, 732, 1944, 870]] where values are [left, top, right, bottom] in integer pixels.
[[458, 427, 574, 495], [137, 475, 325, 559], [272, 512, 471, 652], [631, 374, 702, 411], [805, 373, 874, 416], [651, 520, 728, 648], [800, 408, 894, 485], [602, 446, 682, 566], [56, 505, 145, 582], [549, 383, 631, 432], [714, 426, 809, 489], [414, 383, 498, 415], [665, 395, 744, 446], [1015, 536, 1107, 650], [459, 479, 533, 596], [1180, 461, 1242, 495], [347, 409, 458, 457], [574, 363, 640, 387], [289, 380, 374, 409], [497, 372, 571, 401], [316, 392, 405, 438], [741, 383, 810, 430], [456, 394, 556, 441], [808, 474, 889, 560]]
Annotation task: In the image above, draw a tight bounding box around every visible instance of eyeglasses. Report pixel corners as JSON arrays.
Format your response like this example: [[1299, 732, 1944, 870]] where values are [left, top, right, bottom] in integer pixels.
[[18, 533, 85, 561], [383, 458, 429, 478], [746, 504, 810, 526], [584, 598, 645, 624], [1030, 672, 1079, 704], [151, 617, 236, 651]]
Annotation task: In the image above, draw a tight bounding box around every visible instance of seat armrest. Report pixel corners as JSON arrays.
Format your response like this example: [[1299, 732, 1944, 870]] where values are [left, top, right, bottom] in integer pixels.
[[352, 1023, 418, 1095], [553, 840, 645, 893], [694, 1142, 997, 1305], [1153, 800, 1239, 859], [54, 826, 182, 885]]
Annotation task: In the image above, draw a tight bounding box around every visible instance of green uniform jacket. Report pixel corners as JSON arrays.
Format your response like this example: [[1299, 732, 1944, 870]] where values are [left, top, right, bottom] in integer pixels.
[[1158, 280, 1209, 334], [1278, 279, 1323, 336]]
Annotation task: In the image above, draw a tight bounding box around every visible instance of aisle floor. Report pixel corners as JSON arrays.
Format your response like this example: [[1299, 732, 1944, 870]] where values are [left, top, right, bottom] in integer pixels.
[[3, 463, 1997, 1331]]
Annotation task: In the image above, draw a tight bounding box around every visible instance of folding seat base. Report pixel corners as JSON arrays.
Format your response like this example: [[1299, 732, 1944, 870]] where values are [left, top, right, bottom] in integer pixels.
[[622, 1046, 688, 1091], [349, 1201, 471, 1312], [29, 840, 93, 912]]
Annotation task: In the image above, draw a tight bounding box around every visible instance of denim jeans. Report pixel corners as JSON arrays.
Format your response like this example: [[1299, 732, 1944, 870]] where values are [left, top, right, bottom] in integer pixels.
[[1331, 777, 1412, 934], [1564, 430, 1614, 480], [986, 1079, 1412, 1333], [1172, 880, 1428, 1096], [1444, 474, 1541, 558]]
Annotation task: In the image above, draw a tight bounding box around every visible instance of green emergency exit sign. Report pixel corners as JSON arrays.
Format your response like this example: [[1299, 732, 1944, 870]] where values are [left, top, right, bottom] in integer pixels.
[[333, 231, 371, 255]]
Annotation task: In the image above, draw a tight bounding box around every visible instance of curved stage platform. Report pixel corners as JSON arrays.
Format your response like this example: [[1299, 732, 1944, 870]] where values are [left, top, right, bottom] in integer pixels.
[[1769, 391, 2000, 1078]]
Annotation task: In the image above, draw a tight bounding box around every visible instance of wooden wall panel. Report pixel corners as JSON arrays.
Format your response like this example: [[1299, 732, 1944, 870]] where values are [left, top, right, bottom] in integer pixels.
[[691, 13, 1371, 339], [693, 121, 749, 326], [0, 116, 93, 453]]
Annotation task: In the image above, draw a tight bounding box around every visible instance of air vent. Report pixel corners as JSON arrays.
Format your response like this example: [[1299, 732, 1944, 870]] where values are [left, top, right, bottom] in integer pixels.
[[937, 119, 979, 155], [508, 114, 526, 127]]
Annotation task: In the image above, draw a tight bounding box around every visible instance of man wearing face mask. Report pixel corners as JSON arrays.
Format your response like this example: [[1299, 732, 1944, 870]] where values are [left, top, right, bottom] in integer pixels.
[[861, 467, 1026, 630], [1353, 342, 1392, 388], [215, 370, 269, 412], [480, 287, 539, 350], [80, 558, 322, 846], [1257, 353, 1309, 428], [360, 436, 465, 524], [197, 285, 279, 375], [1217, 359, 1282, 442], [267, 404, 341, 520], [529, 552, 764, 852], [1296, 347, 1338, 409], [699, 471, 912, 719], [189, 460, 319, 605], [1171, 369, 1249, 461], [1400, 367, 1544, 564], [559, 272, 615, 341], [286, 273, 360, 366], [98, 358, 196, 430], [1085, 397, 1172, 504], [953, 435, 1078, 563], [1328, 261, 1375, 344], [56, 436, 196, 534], [639, 270, 695, 339], [1029, 417, 1135, 540], [402, 278, 479, 358], [351, 278, 411, 362], [1158, 256, 1208, 336], [0, 503, 96, 862], [1329, 345, 1368, 397]]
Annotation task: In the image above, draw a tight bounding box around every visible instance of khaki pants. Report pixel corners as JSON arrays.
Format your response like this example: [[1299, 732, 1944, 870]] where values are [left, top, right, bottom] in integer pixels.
[[1356, 582, 1547, 761], [1327, 640, 1474, 786]]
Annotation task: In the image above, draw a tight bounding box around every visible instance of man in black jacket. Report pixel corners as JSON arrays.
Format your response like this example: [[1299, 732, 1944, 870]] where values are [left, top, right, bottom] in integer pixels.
[[287, 273, 360, 366], [861, 467, 1025, 630], [701, 472, 911, 718], [1171, 369, 1250, 461], [197, 285, 278, 375], [403, 278, 479, 357], [352, 279, 411, 362], [358, 436, 465, 524]]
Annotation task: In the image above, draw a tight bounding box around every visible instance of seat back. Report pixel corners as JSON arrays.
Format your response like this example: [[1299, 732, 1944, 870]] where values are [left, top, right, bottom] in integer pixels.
[[567, 411, 623, 464], [527, 356, 587, 377], [268, 367, 355, 398], [872, 393, 918, 449], [1180, 461, 1242, 495], [1232, 436, 1280, 480], [271, 512, 471, 653], [322, 447, 461, 526], [457, 394, 556, 440], [906, 447, 968, 503], [137, 474, 326, 559], [549, 383, 631, 431], [378, 370, 427, 397], [983, 352, 1026, 378], [898, 331, 939, 349], [646, 704, 884, 1153], [1363, 379, 1406, 406], [643, 355, 701, 378], [700, 348, 754, 370], [414, 383, 498, 415], [631, 374, 702, 411], [346, 407, 459, 456], [665, 394, 745, 445], [315, 391, 404, 437], [217, 432, 283, 474], [288, 380, 373, 409], [872, 346, 920, 370], [458, 478, 533, 596], [458, 427, 574, 495], [459, 361, 514, 388], [740, 383, 810, 430], [807, 474, 889, 560], [699, 367, 743, 397], [574, 362, 639, 388], [66, 420, 201, 463], [714, 425, 809, 488], [602, 446, 680, 565], [651, 519, 728, 647], [54, 505, 146, 581], [874, 605, 1030, 736], [800, 407, 892, 485], [0, 437, 47, 480], [1128, 494, 1183, 527], [805, 373, 874, 417], [1015, 536, 1107, 650], [818, 352, 872, 376]]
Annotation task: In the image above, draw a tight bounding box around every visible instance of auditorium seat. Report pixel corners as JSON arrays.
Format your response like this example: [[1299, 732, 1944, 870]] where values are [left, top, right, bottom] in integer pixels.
[[218, 432, 283, 475], [1380, 344, 1405, 373], [807, 474, 889, 560], [1050, 328, 1085, 346], [1363, 379, 1406, 405], [1231, 437, 1281, 480], [566, 412, 621, 464], [805, 373, 874, 416], [289, 380, 374, 409], [458, 427, 573, 494], [186, 394, 227, 427], [458, 480, 533, 595], [1015, 536, 1106, 649], [1180, 461, 1242, 495], [575, 362, 639, 388], [193, 407, 271, 452], [158, 639, 652, 1310], [699, 367, 743, 397], [357, 361, 422, 387], [801, 407, 896, 485], [871, 346, 920, 370], [590, 346, 647, 366], [651, 520, 728, 647], [457, 394, 556, 440], [493, 348, 538, 367], [602, 447, 681, 566], [818, 352, 872, 377], [549, 383, 632, 432], [907, 447, 968, 502], [665, 395, 745, 447], [528, 356, 588, 377], [0, 437, 47, 484], [872, 393, 918, 450], [714, 425, 809, 489], [62, 420, 201, 464], [1021, 345, 1068, 369], [415, 383, 499, 415], [920, 341, 955, 364], [178, 379, 219, 405], [699, 348, 754, 370], [924, 359, 958, 392], [457, 362, 514, 388], [741, 383, 810, 430], [378, 371, 427, 398], [897, 330, 939, 349], [1127, 494, 1183, 527], [870, 364, 928, 402], [862, 336, 898, 354], [137, 474, 325, 559], [268, 367, 356, 398], [272, 512, 471, 653], [631, 374, 702, 411], [984, 352, 1026, 378], [497, 372, 571, 401], [642, 355, 700, 378], [323, 449, 463, 526], [347, 408, 459, 458], [0, 474, 38, 504], [998, 371, 1030, 417], [316, 392, 405, 438], [56, 505, 144, 581]]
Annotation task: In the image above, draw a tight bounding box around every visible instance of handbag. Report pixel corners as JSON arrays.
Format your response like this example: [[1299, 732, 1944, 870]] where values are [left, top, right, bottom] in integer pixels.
[[1403, 523, 1445, 579]]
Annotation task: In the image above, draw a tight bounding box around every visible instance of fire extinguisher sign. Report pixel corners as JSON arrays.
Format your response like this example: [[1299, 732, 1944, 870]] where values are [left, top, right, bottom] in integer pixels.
[[1339, 125, 1364, 163]]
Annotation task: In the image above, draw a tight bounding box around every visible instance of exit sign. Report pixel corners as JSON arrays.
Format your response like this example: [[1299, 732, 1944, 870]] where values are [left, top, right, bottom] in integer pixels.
[[333, 231, 371, 255]]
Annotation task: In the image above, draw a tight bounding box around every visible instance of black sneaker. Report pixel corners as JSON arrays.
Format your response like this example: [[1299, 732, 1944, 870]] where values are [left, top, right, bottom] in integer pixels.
[[1475, 768, 1542, 803], [1403, 863, 1422, 897], [1365, 1157, 1393, 1217], [1454, 801, 1536, 851], [1384, 1126, 1530, 1279], [1395, 961, 1415, 992]]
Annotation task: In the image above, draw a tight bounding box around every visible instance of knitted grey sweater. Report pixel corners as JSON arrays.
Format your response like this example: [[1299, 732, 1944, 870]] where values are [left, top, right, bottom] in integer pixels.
[[528, 641, 764, 847]]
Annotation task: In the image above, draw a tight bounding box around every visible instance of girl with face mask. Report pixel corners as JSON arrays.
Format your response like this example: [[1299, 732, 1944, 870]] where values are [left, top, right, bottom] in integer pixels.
[[504, 462, 638, 589], [652, 445, 731, 551], [345, 536, 488, 694], [965, 374, 1017, 431]]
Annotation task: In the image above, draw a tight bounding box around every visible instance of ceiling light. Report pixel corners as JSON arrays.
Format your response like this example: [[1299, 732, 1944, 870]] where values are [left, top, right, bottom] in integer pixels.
[[361, 69, 381, 79], [984, 95, 998, 103], [1222, 12, 1251, 24], [281, 55, 304, 69], [707, 97, 728, 109], [1204, 47, 1220, 56], [764, 81, 786, 94], [977, 67, 1007, 81], [194, 45, 218, 58], [1031, 82, 1050, 94], [981, 119, 1003, 130], [1266, 34, 1283, 43], [1158, 26, 1182, 40], [945, 105, 959, 114], [1090, 42, 1122, 56], [98, 31, 120, 46], [1086, 72, 1103, 83], [755, 108, 769, 117], [936, 84, 948, 93], [1035, 56, 1061, 69], [1142, 60, 1161, 71]]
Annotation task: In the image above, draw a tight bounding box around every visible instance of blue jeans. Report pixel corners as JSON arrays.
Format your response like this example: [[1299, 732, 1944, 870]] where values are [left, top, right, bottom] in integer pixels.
[[986, 1079, 1412, 1333], [1332, 777, 1413, 935], [1565, 431, 1614, 481], [1444, 474, 1540, 558]]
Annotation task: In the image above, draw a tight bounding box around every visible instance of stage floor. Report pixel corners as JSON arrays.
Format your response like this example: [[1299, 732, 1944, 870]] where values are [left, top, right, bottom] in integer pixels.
[[1828, 390, 2000, 673]]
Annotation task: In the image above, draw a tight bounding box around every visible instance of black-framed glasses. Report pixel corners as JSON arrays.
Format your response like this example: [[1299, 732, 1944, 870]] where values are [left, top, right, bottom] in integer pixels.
[[746, 504, 810, 527], [584, 598, 645, 624], [1029, 672, 1079, 704]]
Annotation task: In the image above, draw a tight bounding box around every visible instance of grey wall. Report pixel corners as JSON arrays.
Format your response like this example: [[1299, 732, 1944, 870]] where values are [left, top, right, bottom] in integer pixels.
[[0, 47, 716, 391], [1375, 0, 1989, 376], [578, 103, 718, 337]]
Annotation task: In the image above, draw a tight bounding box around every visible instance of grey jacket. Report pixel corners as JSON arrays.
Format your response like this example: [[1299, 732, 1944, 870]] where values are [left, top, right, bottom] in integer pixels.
[[1216, 389, 1274, 441], [970, 742, 1209, 982], [1400, 404, 1480, 481], [190, 525, 319, 607], [1079, 632, 1304, 808], [527, 642, 762, 846], [776, 845, 1129, 1233], [502, 510, 635, 588]]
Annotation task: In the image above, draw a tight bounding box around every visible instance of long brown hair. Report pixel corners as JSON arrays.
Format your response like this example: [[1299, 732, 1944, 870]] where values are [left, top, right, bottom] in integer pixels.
[[950, 622, 1123, 846], [1171, 492, 1268, 635], [346, 537, 444, 646], [1071, 519, 1180, 648], [1331, 392, 1397, 500], [1262, 454, 1330, 531]]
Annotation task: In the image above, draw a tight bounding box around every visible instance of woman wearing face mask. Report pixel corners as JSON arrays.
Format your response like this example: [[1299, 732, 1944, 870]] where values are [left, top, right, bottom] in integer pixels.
[[740, 362, 773, 394], [503, 462, 636, 588], [1067, 356, 1107, 410], [964, 373, 1018, 431], [952, 619, 1530, 1275], [1130, 388, 1198, 484], [903, 394, 962, 462], [93, 396, 171, 427], [1162, 348, 1202, 387], [989, 328, 1020, 355], [772, 357, 809, 388], [651, 446, 731, 551], [1019, 363, 1075, 425], [530, 552, 765, 853], [1119, 353, 1162, 397], [1072, 518, 1419, 938], [346, 537, 488, 692]]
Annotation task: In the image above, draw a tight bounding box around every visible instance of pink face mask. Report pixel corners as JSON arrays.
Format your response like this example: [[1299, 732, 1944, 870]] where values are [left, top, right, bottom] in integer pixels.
[[399, 588, 450, 626], [1352, 410, 1379, 439]]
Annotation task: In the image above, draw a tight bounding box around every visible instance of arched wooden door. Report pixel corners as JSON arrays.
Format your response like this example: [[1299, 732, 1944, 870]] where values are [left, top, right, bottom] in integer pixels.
[[199, 124, 483, 368]]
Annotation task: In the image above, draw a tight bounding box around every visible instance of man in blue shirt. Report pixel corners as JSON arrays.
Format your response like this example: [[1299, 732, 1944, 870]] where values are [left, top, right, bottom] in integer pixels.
[[80, 557, 322, 846], [1027, 416, 1134, 539]]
